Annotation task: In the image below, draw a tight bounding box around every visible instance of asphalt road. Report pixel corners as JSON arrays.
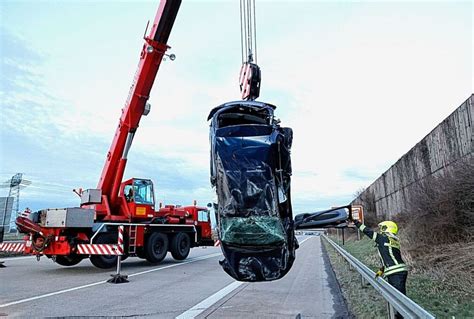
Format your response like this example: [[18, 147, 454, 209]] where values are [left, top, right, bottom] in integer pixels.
[[0, 236, 349, 318]]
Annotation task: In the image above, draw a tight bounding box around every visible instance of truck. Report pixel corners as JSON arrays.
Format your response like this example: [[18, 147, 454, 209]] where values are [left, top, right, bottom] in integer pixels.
[[5, 0, 214, 268]]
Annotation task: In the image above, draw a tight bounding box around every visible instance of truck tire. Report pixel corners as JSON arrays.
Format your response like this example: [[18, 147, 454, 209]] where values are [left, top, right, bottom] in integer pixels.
[[89, 233, 117, 269], [170, 232, 190, 260], [145, 232, 168, 263], [55, 255, 84, 266]]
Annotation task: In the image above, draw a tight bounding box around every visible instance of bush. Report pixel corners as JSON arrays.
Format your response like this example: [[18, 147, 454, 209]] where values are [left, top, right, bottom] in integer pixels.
[[400, 156, 474, 247], [398, 156, 474, 279]]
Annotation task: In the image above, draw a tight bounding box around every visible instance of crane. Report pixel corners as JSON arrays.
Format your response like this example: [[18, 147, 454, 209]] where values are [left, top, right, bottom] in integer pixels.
[[7, 0, 214, 269]]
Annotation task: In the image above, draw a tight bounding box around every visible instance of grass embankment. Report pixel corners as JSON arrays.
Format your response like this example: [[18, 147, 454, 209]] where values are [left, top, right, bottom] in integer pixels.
[[323, 233, 474, 318]]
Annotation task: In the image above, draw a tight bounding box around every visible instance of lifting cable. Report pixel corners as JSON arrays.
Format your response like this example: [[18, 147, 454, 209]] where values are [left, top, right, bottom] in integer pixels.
[[240, 0, 257, 64]]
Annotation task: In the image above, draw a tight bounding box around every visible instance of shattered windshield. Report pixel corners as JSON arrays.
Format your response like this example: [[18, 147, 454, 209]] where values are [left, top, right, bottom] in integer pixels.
[[220, 216, 286, 246], [217, 170, 286, 246]]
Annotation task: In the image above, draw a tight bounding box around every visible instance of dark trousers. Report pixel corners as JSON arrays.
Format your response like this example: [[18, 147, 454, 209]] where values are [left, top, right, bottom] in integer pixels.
[[387, 271, 408, 319], [387, 271, 408, 295]]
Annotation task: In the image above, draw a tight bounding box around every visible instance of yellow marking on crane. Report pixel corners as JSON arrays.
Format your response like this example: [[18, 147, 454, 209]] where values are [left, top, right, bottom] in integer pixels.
[[136, 207, 146, 216]]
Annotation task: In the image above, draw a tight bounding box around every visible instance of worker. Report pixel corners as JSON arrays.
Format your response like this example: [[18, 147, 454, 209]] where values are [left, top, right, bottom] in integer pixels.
[[350, 217, 408, 301], [126, 188, 134, 202]]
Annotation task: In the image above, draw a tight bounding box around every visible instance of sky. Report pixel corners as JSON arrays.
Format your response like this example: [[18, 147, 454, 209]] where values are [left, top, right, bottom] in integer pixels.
[[0, 0, 472, 218]]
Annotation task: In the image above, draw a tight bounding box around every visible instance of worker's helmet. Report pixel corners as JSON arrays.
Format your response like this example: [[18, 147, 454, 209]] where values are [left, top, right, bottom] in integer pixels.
[[378, 221, 398, 235]]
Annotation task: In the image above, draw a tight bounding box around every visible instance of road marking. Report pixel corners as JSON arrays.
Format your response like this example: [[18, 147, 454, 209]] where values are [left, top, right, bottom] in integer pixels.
[[298, 237, 311, 245], [1, 238, 313, 310], [128, 253, 221, 278], [176, 237, 313, 319], [0, 256, 35, 261], [0, 279, 109, 309], [0, 253, 222, 308], [176, 281, 243, 319]]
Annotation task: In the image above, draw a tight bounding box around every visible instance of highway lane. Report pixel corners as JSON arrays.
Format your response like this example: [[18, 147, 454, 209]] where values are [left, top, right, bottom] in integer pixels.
[[194, 236, 349, 318], [0, 236, 349, 318]]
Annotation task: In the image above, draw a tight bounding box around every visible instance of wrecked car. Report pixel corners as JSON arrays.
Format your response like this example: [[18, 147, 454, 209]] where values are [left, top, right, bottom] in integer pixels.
[[208, 100, 351, 282], [208, 100, 296, 282]]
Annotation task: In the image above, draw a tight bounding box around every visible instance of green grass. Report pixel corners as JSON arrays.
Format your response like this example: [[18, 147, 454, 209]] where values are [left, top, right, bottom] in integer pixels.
[[323, 236, 386, 318], [324, 234, 474, 318]]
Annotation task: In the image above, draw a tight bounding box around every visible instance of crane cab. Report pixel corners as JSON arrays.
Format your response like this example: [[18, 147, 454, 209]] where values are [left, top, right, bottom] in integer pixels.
[[121, 178, 156, 220]]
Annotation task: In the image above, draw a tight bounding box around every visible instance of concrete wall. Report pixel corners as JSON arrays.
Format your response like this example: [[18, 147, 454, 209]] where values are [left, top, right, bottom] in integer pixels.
[[352, 94, 473, 219]]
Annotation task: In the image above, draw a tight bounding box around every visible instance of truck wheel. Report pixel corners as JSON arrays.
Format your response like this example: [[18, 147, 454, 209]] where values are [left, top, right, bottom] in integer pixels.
[[55, 255, 84, 266], [89, 233, 117, 269], [170, 232, 190, 260], [145, 232, 168, 263]]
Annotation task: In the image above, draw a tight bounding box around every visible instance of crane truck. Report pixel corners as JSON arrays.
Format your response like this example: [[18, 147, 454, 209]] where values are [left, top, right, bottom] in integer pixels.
[[4, 0, 214, 269]]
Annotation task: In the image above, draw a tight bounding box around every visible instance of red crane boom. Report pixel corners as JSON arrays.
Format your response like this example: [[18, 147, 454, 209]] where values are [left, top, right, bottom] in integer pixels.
[[98, 0, 181, 214]]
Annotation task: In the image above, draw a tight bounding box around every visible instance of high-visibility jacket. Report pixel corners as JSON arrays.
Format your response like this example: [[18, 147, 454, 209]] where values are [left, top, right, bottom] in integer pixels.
[[354, 220, 407, 277]]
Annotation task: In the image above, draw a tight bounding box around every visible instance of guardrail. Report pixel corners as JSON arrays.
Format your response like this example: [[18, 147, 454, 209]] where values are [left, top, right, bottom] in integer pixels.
[[322, 235, 435, 319]]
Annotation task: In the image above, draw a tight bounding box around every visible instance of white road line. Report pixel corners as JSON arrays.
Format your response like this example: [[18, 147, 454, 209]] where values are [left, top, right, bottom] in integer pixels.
[[176, 281, 243, 319], [0, 256, 35, 261], [0, 253, 222, 308], [129, 253, 221, 278], [0, 280, 107, 309], [298, 236, 311, 245], [176, 236, 313, 319]]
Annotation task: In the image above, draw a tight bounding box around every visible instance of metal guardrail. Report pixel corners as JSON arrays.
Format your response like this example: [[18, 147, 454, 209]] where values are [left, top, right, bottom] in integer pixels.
[[322, 235, 435, 319]]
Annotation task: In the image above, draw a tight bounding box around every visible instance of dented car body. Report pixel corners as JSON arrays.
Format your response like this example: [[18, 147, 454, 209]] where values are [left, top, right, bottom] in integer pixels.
[[208, 100, 297, 282]]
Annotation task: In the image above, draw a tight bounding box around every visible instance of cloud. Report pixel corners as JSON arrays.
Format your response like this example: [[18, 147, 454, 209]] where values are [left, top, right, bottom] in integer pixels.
[[0, 25, 221, 211], [256, 1, 471, 199], [1, 1, 471, 214]]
